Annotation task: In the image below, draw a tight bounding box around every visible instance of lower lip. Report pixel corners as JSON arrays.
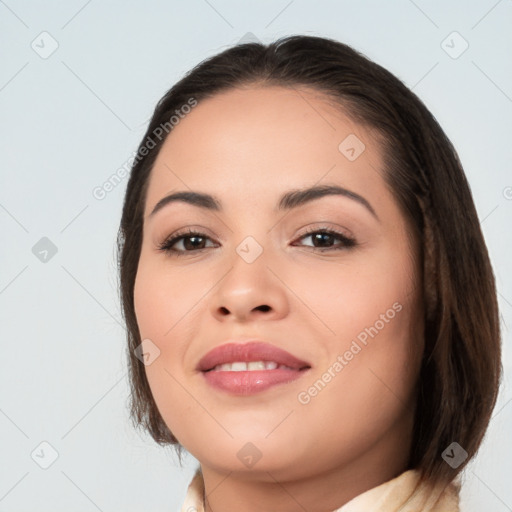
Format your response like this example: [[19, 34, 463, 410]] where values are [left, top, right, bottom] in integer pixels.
[[202, 368, 308, 395]]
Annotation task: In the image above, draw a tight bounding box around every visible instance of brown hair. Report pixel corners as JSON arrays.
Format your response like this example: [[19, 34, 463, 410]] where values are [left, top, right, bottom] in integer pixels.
[[117, 34, 502, 494]]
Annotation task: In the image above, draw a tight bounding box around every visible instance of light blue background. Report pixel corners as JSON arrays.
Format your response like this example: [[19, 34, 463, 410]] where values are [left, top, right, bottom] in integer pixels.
[[1, 1, 511, 510]]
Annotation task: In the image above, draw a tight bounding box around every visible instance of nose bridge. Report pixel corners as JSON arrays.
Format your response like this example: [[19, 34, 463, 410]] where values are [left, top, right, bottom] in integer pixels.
[[235, 234, 266, 265], [210, 230, 288, 321], [226, 232, 271, 300], [223, 203, 272, 268]]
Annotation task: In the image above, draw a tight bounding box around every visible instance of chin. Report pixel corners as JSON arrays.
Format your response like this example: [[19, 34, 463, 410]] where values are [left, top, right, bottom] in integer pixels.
[[182, 430, 319, 479]]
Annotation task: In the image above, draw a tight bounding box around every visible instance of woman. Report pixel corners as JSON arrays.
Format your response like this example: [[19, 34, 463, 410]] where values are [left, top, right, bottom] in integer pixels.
[[117, 35, 502, 511]]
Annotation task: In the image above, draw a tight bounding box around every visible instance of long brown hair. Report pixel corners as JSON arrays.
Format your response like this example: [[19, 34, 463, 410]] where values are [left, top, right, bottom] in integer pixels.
[[117, 34, 502, 495]]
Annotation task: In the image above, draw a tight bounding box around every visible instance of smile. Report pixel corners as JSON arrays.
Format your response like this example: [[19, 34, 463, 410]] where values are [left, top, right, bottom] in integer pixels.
[[209, 361, 294, 371], [198, 341, 311, 395]]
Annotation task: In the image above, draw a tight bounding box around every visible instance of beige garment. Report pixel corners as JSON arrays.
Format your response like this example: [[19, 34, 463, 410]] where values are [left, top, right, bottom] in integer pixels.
[[180, 468, 461, 512]]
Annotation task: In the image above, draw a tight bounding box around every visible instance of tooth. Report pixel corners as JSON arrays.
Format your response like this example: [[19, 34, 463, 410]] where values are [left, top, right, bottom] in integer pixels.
[[211, 361, 287, 371], [248, 361, 266, 370]]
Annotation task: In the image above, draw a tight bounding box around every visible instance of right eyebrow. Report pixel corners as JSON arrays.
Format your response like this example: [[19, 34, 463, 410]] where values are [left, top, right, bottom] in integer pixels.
[[149, 191, 221, 218]]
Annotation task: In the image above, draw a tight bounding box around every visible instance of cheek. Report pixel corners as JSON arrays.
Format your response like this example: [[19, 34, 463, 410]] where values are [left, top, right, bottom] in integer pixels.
[[290, 249, 421, 422], [290, 298, 421, 472], [133, 257, 211, 442], [290, 244, 417, 352], [133, 256, 204, 349]]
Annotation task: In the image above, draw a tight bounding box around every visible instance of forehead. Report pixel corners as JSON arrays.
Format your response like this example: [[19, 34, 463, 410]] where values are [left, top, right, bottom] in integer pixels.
[[144, 85, 387, 216]]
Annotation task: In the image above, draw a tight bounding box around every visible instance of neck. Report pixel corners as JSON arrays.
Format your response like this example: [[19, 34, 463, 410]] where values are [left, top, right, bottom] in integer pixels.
[[201, 412, 414, 512]]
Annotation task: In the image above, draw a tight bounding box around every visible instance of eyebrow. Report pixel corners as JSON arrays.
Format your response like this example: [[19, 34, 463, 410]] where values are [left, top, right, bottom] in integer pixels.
[[149, 184, 378, 221]]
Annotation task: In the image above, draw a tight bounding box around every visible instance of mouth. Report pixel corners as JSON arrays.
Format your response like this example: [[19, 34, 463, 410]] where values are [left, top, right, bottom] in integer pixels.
[[208, 361, 298, 372], [197, 341, 311, 395]]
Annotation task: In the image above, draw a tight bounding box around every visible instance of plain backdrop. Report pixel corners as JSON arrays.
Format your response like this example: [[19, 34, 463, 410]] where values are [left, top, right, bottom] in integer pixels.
[[0, 1, 511, 510]]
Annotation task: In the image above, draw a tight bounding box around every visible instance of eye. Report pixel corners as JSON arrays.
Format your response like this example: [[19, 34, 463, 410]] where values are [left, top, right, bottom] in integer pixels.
[[157, 226, 357, 257], [157, 229, 218, 256], [292, 226, 356, 251]]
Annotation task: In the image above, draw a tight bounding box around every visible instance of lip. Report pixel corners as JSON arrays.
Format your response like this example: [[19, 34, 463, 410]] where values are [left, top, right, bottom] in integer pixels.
[[197, 340, 310, 371], [197, 340, 311, 395]]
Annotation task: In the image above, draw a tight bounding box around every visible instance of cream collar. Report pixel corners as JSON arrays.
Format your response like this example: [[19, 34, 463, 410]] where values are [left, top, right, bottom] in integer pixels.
[[180, 467, 460, 511]]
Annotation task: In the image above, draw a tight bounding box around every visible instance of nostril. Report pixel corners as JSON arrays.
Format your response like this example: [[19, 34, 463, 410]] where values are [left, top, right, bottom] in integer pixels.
[[256, 305, 271, 312]]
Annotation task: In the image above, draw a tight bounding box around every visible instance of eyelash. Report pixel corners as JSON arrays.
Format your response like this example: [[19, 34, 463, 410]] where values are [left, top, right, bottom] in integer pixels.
[[157, 226, 357, 257]]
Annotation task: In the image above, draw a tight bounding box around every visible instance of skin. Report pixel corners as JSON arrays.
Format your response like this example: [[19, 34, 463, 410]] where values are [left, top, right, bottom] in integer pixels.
[[133, 85, 425, 511]]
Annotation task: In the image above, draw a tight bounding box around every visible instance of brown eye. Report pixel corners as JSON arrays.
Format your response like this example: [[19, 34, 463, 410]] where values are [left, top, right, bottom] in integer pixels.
[[158, 230, 217, 256], [294, 228, 356, 251]]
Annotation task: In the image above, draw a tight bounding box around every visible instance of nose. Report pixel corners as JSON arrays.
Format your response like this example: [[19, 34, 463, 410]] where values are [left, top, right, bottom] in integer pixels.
[[209, 252, 289, 324]]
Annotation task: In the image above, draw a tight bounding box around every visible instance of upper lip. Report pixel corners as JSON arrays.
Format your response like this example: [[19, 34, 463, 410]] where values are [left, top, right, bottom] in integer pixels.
[[197, 340, 311, 371]]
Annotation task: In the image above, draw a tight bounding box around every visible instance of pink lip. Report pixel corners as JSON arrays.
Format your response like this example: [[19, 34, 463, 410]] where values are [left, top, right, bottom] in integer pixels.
[[197, 341, 311, 395]]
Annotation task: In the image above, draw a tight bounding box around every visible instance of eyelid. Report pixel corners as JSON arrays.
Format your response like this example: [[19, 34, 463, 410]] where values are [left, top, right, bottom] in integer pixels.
[[294, 222, 354, 241], [157, 227, 218, 253], [157, 223, 357, 256], [292, 225, 356, 249]]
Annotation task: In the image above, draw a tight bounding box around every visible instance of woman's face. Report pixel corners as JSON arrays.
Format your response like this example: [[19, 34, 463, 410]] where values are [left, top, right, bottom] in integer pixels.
[[134, 86, 424, 482]]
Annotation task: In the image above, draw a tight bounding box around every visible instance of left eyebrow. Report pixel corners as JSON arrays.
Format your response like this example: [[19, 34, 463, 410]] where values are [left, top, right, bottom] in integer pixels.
[[148, 184, 378, 221], [276, 184, 378, 221]]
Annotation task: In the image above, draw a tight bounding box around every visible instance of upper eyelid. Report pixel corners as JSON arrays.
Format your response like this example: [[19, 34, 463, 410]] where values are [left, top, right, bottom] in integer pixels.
[[161, 226, 354, 250], [167, 225, 349, 241]]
